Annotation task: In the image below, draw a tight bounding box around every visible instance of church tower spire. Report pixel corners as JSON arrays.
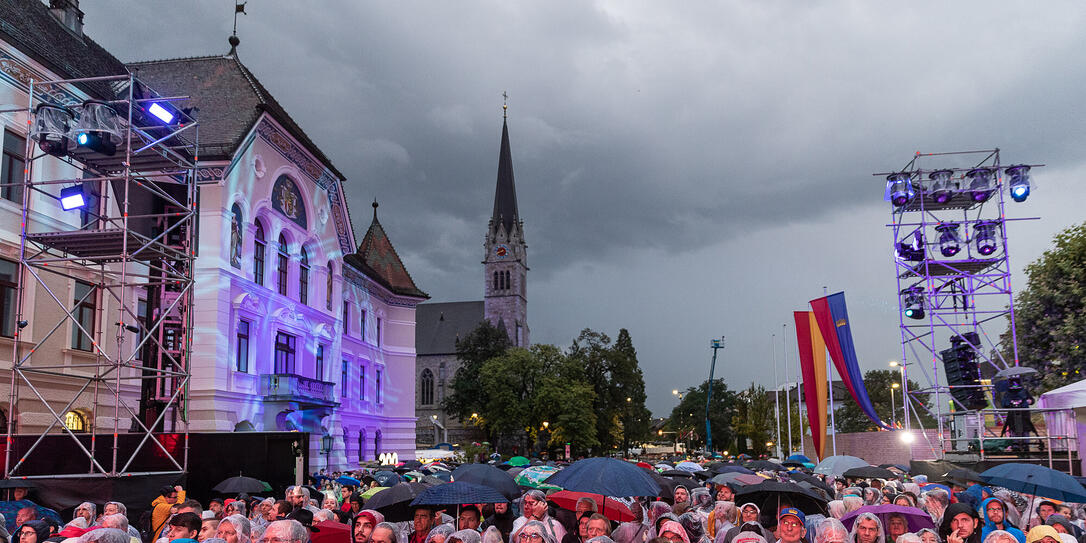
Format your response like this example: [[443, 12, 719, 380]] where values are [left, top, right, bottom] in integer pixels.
[[484, 97, 529, 347]]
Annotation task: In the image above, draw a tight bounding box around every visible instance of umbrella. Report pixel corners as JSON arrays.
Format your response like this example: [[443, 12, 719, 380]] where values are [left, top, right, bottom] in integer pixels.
[[675, 461, 705, 473], [213, 475, 268, 494], [360, 486, 388, 499], [786, 454, 812, 464], [879, 464, 910, 473], [311, 520, 351, 543], [548, 490, 637, 522], [918, 483, 951, 495], [649, 471, 679, 499], [431, 471, 453, 482], [746, 460, 787, 472], [410, 482, 509, 508], [736, 480, 828, 516], [544, 457, 661, 497], [655, 463, 674, 471], [714, 465, 755, 475], [514, 465, 562, 490], [843, 466, 896, 480], [636, 462, 654, 470], [374, 471, 402, 487], [781, 460, 807, 468], [787, 472, 835, 496], [402, 460, 423, 470], [712, 473, 765, 487], [980, 463, 1086, 502], [451, 464, 521, 500], [994, 367, 1037, 380], [508, 456, 531, 467], [941, 468, 984, 486], [364, 482, 429, 522], [840, 505, 936, 533], [814, 455, 869, 476]]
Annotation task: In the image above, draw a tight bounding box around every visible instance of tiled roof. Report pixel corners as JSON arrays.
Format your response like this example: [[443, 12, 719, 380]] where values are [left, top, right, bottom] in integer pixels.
[[0, 0, 128, 99], [345, 201, 427, 299], [128, 55, 343, 178], [415, 301, 485, 356]]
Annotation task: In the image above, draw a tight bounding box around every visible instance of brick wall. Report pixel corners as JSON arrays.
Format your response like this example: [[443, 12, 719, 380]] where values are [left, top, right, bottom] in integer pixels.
[[798, 430, 941, 464]]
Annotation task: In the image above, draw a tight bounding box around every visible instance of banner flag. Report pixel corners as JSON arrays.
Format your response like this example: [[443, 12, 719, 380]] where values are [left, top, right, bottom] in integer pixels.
[[794, 311, 828, 460], [810, 292, 892, 430]]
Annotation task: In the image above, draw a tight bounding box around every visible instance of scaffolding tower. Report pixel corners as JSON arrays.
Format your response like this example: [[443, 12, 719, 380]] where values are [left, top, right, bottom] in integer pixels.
[[4, 72, 198, 478], [880, 149, 1040, 456]]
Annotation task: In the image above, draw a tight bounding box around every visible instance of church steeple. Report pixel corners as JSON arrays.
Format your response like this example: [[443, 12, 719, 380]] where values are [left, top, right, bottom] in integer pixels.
[[483, 98, 528, 348]]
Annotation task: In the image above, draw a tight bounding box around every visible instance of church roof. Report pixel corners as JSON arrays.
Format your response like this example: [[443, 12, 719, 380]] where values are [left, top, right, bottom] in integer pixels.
[[0, 0, 128, 99], [415, 301, 485, 356], [345, 202, 428, 299], [128, 54, 344, 179], [491, 118, 519, 234]]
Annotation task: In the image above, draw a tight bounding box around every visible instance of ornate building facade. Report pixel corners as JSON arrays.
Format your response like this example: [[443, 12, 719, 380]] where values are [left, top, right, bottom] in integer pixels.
[[415, 116, 528, 447]]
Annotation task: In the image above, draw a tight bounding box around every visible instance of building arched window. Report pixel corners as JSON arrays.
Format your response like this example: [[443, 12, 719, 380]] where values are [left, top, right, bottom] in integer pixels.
[[326, 261, 335, 311], [230, 204, 243, 269], [358, 430, 365, 462], [63, 410, 87, 432], [493, 271, 499, 291], [374, 430, 382, 458], [504, 271, 510, 290], [253, 220, 266, 285], [420, 369, 434, 405], [299, 246, 310, 305], [277, 233, 289, 296]]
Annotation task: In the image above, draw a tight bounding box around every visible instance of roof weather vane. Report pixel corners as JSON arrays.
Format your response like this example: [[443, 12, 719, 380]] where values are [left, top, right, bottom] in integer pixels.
[[229, 2, 246, 55], [502, 91, 508, 119]]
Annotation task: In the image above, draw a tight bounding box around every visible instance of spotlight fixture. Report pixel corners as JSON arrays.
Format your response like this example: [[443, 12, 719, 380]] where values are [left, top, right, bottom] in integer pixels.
[[900, 286, 925, 320], [929, 170, 954, 204], [1006, 165, 1031, 203], [973, 221, 999, 256], [887, 173, 915, 207], [59, 185, 86, 211], [147, 102, 175, 124], [30, 103, 74, 157], [72, 100, 121, 156], [935, 222, 961, 257], [16, 320, 28, 329], [896, 231, 925, 262], [966, 167, 993, 203]]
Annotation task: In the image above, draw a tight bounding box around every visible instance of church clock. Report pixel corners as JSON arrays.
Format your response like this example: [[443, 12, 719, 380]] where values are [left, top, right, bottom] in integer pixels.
[[494, 244, 509, 259]]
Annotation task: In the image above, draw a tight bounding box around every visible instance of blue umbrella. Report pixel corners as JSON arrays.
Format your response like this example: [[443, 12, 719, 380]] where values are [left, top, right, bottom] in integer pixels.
[[544, 457, 661, 497], [786, 454, 812, 464], [980, 463, 1086, 502], [336, 475, 361, 486], [451, 463, 521, 500], [714, 465, 755, 475], [374, 471, 402, 487], [410, 481, 509, 507]]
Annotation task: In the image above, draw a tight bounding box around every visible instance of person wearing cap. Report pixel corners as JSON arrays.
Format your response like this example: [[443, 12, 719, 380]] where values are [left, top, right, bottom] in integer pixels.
[[285, 510, 321, 536], [355, 512, 379, 543], [981, 498, 1025, 543], [776, 509, 806, 543], [1026, 526, 1061, 543]]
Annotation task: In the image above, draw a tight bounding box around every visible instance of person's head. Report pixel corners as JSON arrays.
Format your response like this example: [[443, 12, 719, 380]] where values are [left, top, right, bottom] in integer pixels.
[[104, 502, 126, 516], [12, 487, 28, 501], [576, 498, 598, 515], [586, 514, 609, 540], [673, 487, 689, 505], [82, 528, 131, 543], [1038, 503, 1058, 521], [984, 499, 1005, 525], [1026, 526, 1061, 543], [413, 508, 438, 534], [170, 512, 203, 542], [321, 493, 338, 511], [577, 514, 592, 538], [1046, 515, 1075, 535], [814, 519, 848, 543], [855, 515, 881, 543], [356, 512, 378, 543], [218, 515, 251, 543], [201, 519, 221, 542], [740, 504, 760, 523], [75, 502, 96, 524], [950, 511, 977, 538], [522, 491, 549, 521], [314, 510, 335, 523], [657, 520, 689, 543], [209, 500, 224, 516], [1057, 505, 1073, 518], [777, 508, 806, 543], [984, 531, 1018, 543], [371, 523, 398, 543], [179, 500, 205, 517], [458, 506, 481, 531], [15, 507, 36, 527], [494, 502, 509, 515], [894, 495, 915, 508], [262, 520, 307, 543], [886, 514, 908, 541], [273, 501, 292, 520], [717, 485, 735, 502], [288, 488, 310, 509], [16, 521, 50, 543], [341, 487, 353, 499], [100, 514, 129, 532], [426, 525, 455, 543], [161, 486, 181, 504], [916, 529, 939, 543], [519, 520, 556, 543]]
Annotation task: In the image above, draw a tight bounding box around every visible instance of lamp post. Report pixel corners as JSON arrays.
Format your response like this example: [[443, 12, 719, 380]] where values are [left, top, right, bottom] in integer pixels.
[[542, 421, 550, 458], [624, 397, 632, 458], [889, 361, 909, 431], [321, 434, 333, 470], [890, 383, 900, 427]]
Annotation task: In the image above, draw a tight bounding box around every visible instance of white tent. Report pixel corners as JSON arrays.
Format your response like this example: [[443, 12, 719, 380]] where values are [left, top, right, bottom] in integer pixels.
[[1038, 379, 1086, 471]]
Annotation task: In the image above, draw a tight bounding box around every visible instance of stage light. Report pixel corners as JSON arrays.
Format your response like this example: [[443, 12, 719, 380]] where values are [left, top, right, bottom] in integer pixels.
[[30, 103, 74, 157], [147, 102, 175, 124], [966, 168, 993, 203], [935, 222, 961, 257], [900, 286, 925, 320], [896, 231, 925, 262], [899, 431, 915, 444], [72, 100, 121, 156], [929, 169, 954, 204], [973, 221, 999, 256], [1006, 165, 1031, 203], [59, 185, 86, 210], [887, 173, 914, 207]]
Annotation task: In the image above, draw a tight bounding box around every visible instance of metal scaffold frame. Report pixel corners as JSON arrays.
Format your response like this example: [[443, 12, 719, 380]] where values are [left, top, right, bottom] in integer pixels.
[[879, 149, 1042, 456], [3, 72, 199, 478]]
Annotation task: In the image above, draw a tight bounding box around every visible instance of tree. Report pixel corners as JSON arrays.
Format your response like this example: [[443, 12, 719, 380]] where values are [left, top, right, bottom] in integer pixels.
[[612, 329, 653, 447], [732, 383, 776, 455], [832, 369, 930, 432], [443, 321, 510, 425], [666, 379, 738, 453], [1002, 222, 1086, 392]]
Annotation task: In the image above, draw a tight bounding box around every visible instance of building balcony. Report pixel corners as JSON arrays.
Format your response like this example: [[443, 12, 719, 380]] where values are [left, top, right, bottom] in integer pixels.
[[261, 373, 339, 409]]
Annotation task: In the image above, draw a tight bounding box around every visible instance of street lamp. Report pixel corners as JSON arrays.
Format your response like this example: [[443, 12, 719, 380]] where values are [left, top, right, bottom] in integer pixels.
[[321, 434, 334, 470], [890, 383, 900, 427], [889, 360, 909, 431]]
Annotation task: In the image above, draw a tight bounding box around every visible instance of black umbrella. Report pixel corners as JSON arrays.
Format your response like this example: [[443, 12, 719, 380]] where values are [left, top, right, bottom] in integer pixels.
[[450, 463, 521, 500], [746, 460, 787, 472], [787, 471, 834, 496], [649, 471, 678, 500], [213, 475, 267, 494], [941, 468, 984, 486], [365, 482, 429, 522], [843, 466, 896, 480], [736, 480, 828, 517]]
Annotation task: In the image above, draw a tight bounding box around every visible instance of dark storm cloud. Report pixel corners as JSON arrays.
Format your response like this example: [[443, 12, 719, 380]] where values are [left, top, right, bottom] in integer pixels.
[[83, 1, 1086, 415]]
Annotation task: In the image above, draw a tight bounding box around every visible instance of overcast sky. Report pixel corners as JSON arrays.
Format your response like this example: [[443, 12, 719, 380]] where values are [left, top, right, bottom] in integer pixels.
[[83, 2, 1086, 417]]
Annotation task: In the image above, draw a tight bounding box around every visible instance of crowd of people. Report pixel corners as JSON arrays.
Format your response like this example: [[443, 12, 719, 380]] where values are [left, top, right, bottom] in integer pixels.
[[5, 462, 1086, 543]]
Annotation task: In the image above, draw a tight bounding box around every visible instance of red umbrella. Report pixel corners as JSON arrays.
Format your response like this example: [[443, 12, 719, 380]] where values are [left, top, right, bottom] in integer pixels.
[[548, 490, 636, 522], [311, 520, 352, 543], [636, 462, 653, 470]]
